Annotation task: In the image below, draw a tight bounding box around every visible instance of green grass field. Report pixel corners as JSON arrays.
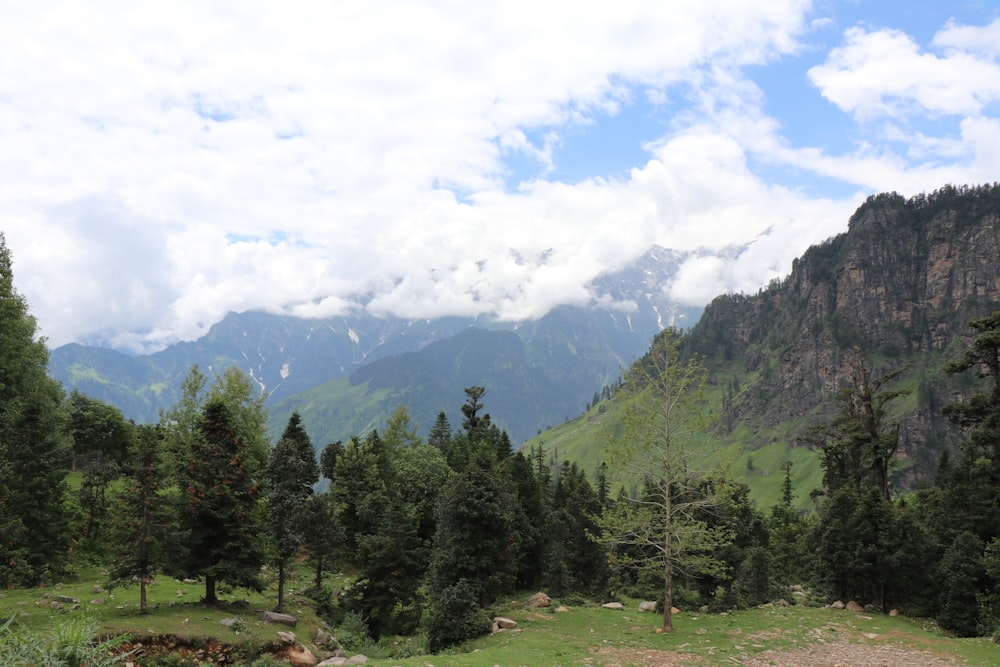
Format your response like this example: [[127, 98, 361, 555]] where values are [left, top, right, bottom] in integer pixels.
[[4, 569, 999, 666]]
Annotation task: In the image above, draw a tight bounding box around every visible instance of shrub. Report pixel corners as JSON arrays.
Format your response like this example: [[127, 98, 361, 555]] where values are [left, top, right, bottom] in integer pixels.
[[425, 579, 491, 653]]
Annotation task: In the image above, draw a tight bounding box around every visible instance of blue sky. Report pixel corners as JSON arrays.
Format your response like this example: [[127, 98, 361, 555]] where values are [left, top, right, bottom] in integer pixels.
[[1, 1, 998, 352]]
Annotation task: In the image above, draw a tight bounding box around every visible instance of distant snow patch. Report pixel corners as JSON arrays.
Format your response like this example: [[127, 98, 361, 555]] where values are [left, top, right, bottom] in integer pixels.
[[280, 363, 290, 379], [348, 328, 360, 345]]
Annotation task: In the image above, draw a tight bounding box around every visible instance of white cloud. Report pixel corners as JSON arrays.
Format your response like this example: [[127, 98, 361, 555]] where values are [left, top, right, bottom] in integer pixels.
[[1, 2, 995, 353], [808, 25, 1000, 119]]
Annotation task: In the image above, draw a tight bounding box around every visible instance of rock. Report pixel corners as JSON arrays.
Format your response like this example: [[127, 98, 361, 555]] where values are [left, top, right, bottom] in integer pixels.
[[527, 591, 551, 607], [671, 607, 680, 615], [317, 659, 348, 667], [830, 600, 846, 609], [846, 600, 863, 612], [602, 602, 625, 610], [776, 599, 790, 607], [638, 601, 657, 613], [494, 616, 517, 629], [315, 629, 338, 648], [277, 631, 297, 644], [285, 645, 318, 667], [554, 605, 569, 613], [346, 655, 368, 665], [261, 610, 298, 627], [889, 609, 899, 617], [90, 598, 105, 605], [699, 605, 709, 613], [56, 595, 77, 604], [219, 618, 238, 627]]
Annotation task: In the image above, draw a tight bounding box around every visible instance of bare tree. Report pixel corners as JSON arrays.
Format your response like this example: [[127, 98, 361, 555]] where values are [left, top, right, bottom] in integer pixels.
[[597, 330, 726, 632]]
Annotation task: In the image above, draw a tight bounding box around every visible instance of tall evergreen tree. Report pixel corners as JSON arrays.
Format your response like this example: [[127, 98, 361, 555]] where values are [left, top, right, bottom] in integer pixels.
[[108, 424, 170, 613], [266, 412, 320, 611], [175, 400, 264, 604], [0, 233, 71, 586]]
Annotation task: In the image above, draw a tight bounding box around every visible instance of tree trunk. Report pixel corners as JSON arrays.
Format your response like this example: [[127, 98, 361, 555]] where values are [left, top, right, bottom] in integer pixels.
[[663, 474, 674, 633], [205, 574, 217, 605], [140, 580, 147, 614], [314, 554, 324, 589], [276, 561, 286, 612]]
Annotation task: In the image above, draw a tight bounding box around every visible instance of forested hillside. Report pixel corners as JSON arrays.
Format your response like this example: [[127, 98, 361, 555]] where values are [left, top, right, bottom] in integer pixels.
[[539, 184, 1000, 505]]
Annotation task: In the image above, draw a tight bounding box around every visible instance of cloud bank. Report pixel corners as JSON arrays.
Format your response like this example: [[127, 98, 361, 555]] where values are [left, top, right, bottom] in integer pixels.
[[1, 2, 997, 353]]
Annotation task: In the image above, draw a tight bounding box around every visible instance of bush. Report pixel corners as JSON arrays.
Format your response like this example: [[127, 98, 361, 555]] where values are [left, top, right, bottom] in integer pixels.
[[425, 579, 492, 653]]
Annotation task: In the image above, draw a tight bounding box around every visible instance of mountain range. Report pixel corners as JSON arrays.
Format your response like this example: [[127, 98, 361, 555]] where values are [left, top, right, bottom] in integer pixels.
[[49, 246, 702, 445]]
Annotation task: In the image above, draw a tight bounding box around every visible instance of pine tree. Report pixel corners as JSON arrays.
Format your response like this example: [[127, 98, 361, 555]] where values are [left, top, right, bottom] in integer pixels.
[[266, 412, 320, 611], [0, 233, 71, 586], [176, 400, 264, 603], [108, 425, 171, 613]]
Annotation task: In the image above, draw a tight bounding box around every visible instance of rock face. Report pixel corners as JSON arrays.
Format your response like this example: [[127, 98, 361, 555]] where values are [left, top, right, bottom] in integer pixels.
[[691, 185, 1000, 484]]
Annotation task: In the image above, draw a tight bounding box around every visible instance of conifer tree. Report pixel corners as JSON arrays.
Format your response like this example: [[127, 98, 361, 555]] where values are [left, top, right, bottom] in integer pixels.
[[266, 412, 320, 611], [0, 233, 71, 586], [176, 400, 264, 603], [108, 424, 170, 613]]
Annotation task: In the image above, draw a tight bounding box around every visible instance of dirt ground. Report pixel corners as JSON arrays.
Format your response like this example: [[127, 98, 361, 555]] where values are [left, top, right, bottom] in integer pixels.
[[593, 637, 967, 666]]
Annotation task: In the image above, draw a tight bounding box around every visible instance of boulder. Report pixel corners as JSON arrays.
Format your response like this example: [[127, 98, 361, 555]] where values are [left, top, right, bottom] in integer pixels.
[[317, 659, 347, 667], [527, 591, 551, 607], [347, 656, 368, 665], [602, 602, 625, 610], [219, 618, 238, 627], [285, 645, 318, 667], [554, 605, 570, 613], [846, 600, 863, 612], [830, 600, 846, 609], [90, 598, 105, 605], [671, 607, 680, 615], [889, 609, 899, 617], [494, 616, 517, 629], [277, 631, 297, 644], [261, 610, 298, 627], [315, 629, 339, 648], [638, 600, 657, 613]]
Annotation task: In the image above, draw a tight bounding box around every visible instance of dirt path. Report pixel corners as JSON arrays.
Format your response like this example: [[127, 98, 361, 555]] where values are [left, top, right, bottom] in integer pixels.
[[593, 637, 967, 666]]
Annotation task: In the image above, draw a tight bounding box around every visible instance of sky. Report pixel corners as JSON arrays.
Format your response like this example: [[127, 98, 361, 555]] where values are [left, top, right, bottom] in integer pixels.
[[2, 1, 999, 354]]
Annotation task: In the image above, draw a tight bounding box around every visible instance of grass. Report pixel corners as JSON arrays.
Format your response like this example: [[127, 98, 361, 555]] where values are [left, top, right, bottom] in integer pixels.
[[5, 571, 1000, 666], [370, 597, 1000, 667]]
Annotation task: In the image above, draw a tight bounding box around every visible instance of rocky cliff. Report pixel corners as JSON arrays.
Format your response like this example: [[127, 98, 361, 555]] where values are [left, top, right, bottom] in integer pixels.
[[690, 184, 1000, 483]]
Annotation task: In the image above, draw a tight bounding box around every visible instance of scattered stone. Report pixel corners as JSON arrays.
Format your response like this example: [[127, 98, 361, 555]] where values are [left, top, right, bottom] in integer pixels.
[[671, 607, 680, 615], [317, 659, 348, 667], [315, 629, 339, 648], [92, 586, 102, 594], [846, 600, 863, 612], [346, 655, 368, 665], [261, 610, 298, 627], [889, 609, 899, 617], [284, 644, 318, 667], [182, 578, 198, 584], [90, 598, 105, 605], [494, 616, 517, 629], [277, 630, 297, 644], [830, 600, 846, 609], [602, 602, 625, 610], [776, 599, 790, 607], [219, 618, 238, 627], [554, 606, 570, 613], [527, 591, 551, 607], [699, 605, 709, 613], [638, 601, 657, 613], [56, 595, 77, 604]]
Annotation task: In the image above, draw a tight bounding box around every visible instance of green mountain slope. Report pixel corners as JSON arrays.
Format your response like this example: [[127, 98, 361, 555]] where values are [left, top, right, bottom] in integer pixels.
[[529, 184, 1000, 508]]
